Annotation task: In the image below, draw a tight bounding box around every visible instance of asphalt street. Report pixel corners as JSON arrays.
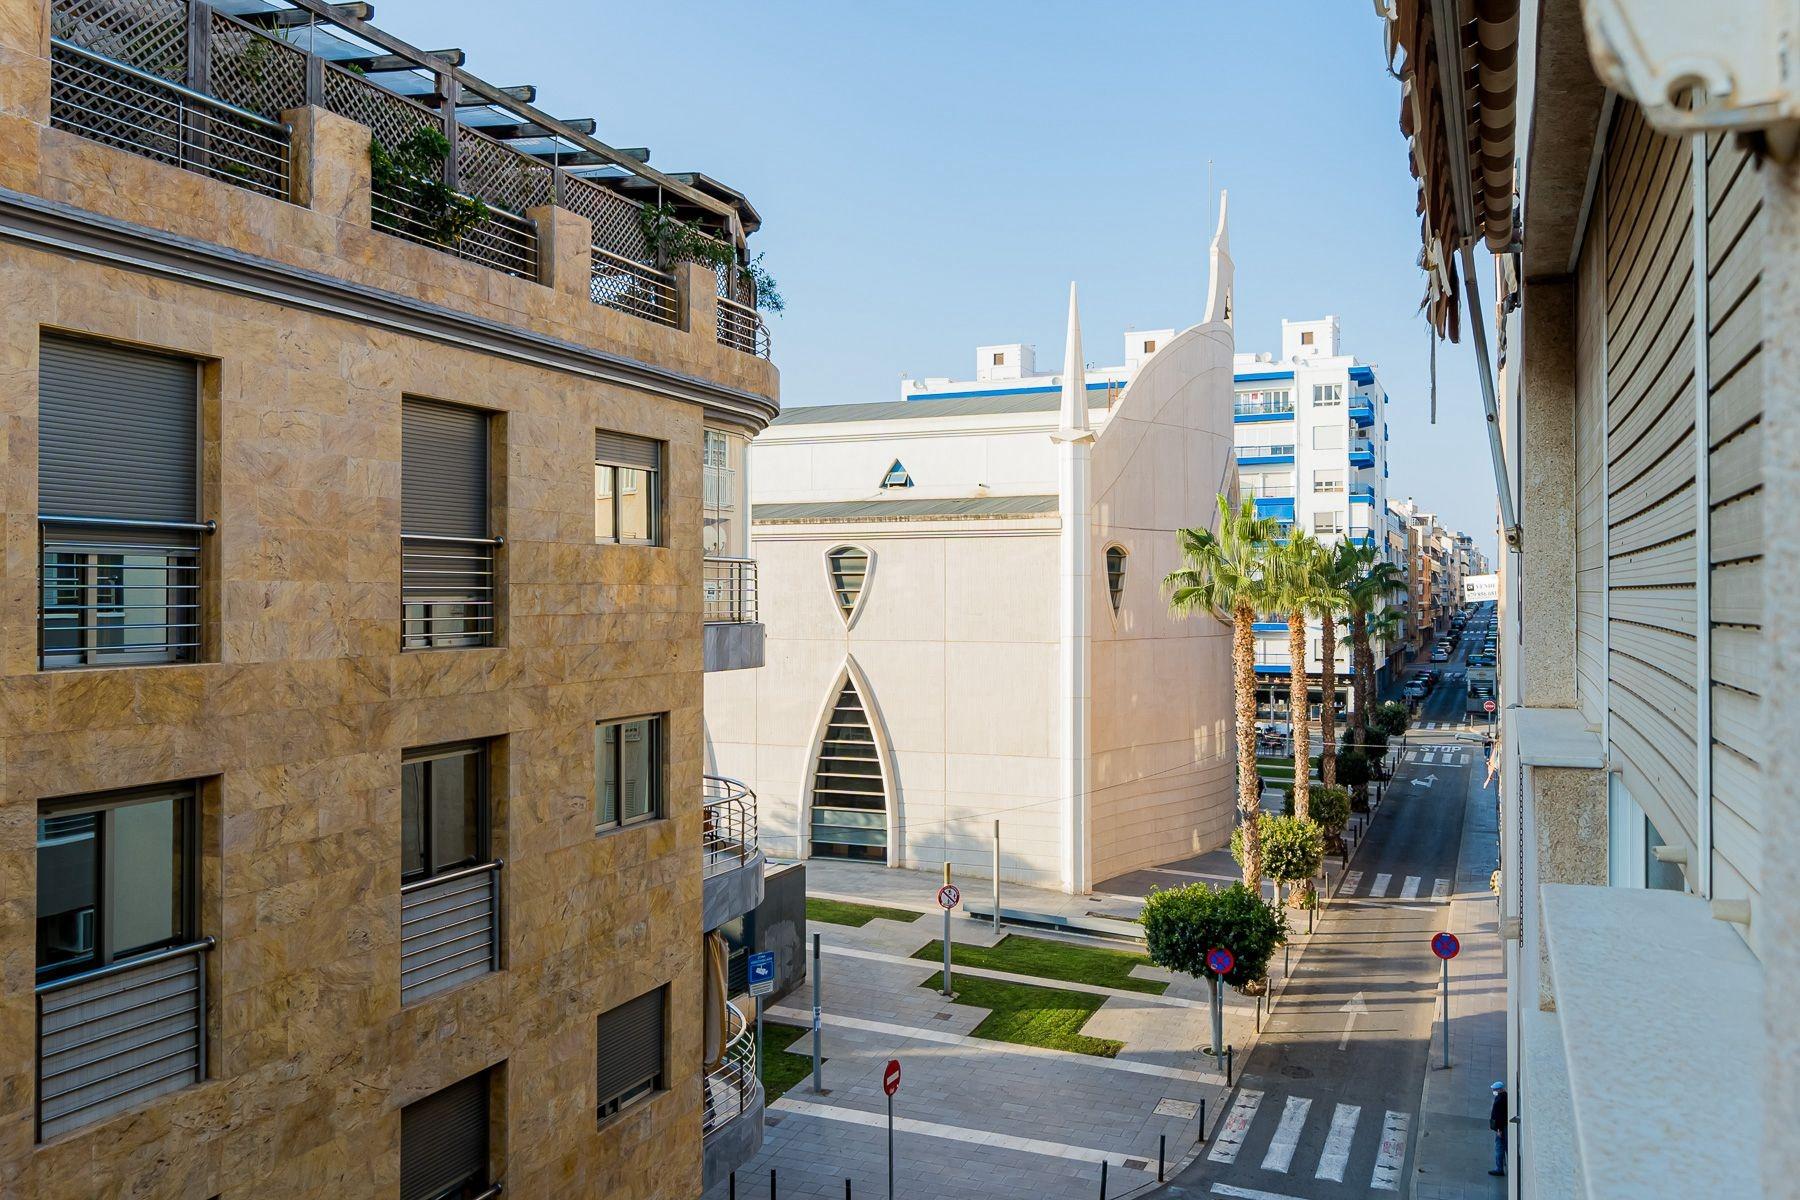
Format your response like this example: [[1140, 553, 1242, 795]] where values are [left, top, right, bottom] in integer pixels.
[[1150, 621, 1490, 1200]]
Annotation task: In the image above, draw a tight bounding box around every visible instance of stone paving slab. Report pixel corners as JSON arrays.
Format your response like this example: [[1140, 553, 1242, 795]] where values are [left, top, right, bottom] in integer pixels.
[[708, 880, 1264, 1200]]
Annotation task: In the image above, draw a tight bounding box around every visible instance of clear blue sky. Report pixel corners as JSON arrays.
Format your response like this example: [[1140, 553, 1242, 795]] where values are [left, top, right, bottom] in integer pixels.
[[378, 0, 1499, 555]]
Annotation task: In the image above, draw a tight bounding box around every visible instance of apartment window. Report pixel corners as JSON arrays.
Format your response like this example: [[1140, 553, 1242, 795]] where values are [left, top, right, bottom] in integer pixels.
[[596, 716, 664, 831], [1313, 469, 1346, 494], [595, 431, 663, 545], [38, 335, 204, 669], [37, 784, 195, 983], [1105, 546, 1127, 614], [1300, 331, 1314, 345], [1143, 339, 1157, 353], [827, 546, 869, 620], [400, 1070, 492, 1200], [1314, 511, 1346, 536], [1313, 425, 1345, 450], [402, 399, 496, 649], [992, 352, 1004, 366], [703, 428, 749, 558], [1312, 384, 1344, 407], [401, 745, 487, 885], [880, 459, 914, 489], [1233, 387, 1294, 416], [597, 986, 667, 1120], [399, 744, 499, 1004]]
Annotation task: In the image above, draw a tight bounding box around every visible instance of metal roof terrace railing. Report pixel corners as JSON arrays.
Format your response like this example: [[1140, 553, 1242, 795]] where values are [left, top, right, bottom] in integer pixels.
[[44, 0, 772, 350]]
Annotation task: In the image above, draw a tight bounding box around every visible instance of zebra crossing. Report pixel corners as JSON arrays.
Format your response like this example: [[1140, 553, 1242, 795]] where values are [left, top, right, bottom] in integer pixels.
[[1341, 872, 1453, 901], [1206, 1088, 1412, 1190]]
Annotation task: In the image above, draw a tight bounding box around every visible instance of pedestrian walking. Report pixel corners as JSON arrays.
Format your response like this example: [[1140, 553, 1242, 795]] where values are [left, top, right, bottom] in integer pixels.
[[1489, 1081, 1508, 1177]]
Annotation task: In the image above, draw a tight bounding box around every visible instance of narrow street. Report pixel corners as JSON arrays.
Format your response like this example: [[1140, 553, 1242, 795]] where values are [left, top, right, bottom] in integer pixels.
[[1151, 635, 1491, 1200]]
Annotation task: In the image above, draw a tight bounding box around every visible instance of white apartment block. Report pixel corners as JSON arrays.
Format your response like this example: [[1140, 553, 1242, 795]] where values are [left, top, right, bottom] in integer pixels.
[[1233, 318, 1394, 719]]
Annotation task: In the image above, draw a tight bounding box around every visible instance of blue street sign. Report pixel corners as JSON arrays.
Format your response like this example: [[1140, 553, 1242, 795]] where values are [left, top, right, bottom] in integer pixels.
[[1206, 947, 1235, 976], [1431, 932, 1461, 960], [748, 950, 776, 997]]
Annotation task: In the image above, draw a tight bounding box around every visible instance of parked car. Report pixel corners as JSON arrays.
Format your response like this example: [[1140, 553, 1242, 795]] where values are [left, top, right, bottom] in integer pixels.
[[1431, 647, 1450, 662]]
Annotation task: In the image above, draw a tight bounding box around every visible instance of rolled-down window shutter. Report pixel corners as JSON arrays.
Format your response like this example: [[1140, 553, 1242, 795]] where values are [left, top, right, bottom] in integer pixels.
[[596, 986, 665, 1107], [594, 431, 662, 471], [400, 1071, 489, 1200], [38, 335, 197, 523], [403, 398, 490, 538]]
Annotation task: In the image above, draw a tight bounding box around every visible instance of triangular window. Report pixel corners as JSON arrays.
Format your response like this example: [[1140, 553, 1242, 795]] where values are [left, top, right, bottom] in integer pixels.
[[880, 460, 913, 489]]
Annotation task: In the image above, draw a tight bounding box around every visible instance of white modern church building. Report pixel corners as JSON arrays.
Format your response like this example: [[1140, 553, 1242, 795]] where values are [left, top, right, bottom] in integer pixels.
[[703, 208, 1242, 893]]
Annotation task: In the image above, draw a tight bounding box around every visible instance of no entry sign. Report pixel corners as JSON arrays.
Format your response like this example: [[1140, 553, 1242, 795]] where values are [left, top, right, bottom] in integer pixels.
[[1484, 700, 1497, 714], [1206, 946, 1236, 976], [937, 884, 961, 910], [883, 1058, 901, 1096], [1431, 931, 1461, 960]]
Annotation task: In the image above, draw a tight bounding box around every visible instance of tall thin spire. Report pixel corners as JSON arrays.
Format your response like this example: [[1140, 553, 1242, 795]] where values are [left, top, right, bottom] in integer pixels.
[[1059, 282, 1088, 433], [1203, 189, 1233, 327]]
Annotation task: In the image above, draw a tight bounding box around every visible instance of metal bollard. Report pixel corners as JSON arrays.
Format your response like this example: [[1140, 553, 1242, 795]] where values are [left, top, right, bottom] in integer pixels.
[[730, 1172, 736, 1200], [771, 1169, 778, 1200], [1197, 1096, 1207, 1142], [1256, 992, 1263, 1030], [1226, 1045, 1235, 1087], [845, 1181, 852, 1200], [1098, 1160, 1108, 1199], [1159, 1134, 1166, 1181]]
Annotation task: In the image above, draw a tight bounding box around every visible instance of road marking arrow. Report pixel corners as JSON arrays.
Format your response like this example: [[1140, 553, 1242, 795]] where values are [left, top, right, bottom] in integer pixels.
[[1338, 991, 1369, 1049], [1410, 774, 1438, 789]]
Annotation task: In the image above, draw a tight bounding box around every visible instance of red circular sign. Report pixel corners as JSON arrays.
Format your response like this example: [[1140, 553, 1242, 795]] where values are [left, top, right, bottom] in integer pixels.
[[937, 885, 961, 910], [883, 1059, 902, 1096], [1206, 946, 1235, 976], [1431, 931, 1461, 960], [1484, 700, 1497, 713]]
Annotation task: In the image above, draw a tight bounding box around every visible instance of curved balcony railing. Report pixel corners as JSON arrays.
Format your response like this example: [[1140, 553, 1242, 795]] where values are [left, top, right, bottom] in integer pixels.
[[717, 296, 771, 358], [702, 999, 759, 1137], [703, 775, 758, 877]]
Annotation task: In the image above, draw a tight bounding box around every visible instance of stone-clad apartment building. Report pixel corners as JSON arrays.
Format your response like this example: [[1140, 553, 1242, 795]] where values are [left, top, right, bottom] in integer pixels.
[[0, 0, 775, 1195]]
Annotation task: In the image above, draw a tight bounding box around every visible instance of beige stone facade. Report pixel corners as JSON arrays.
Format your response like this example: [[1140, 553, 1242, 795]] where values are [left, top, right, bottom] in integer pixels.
[[0, 1, 777, 1195]]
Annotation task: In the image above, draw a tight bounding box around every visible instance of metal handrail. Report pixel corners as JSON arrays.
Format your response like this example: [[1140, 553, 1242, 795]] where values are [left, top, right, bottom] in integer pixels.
[[35, 937, 216, 996], [399, 531, 505, 546], [702, 776, 758, 875], [1236, 444, 1297, 457], [702, 999, 759, 1137], [49, 37, 285, 131], [40, 514, 217, 533], [716, 295, 771, 358], [400, 857, 506, 894]]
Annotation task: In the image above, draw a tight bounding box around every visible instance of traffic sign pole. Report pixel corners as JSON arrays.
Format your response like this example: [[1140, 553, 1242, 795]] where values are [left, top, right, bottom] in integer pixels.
[[1440, 956, 1450, 1068], [748, 950, 776, 1081], [937, 870, 961, 997], [1430, 931, 1460, 1070], [882, 1059, 900, 1199]]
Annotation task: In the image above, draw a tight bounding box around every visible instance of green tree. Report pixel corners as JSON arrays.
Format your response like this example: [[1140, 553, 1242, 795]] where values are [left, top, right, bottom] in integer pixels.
[[1349, 567, 1407, 742], [1142, 882, 1288, 1049], [1312, 540, 1360, 790], [1291, 783, 1351, 842], [1267, 532, 1333, 822], [1232, 813, 1325, 908], [1166, 496, 1283, 888], [1371, 700, 1411, 739]]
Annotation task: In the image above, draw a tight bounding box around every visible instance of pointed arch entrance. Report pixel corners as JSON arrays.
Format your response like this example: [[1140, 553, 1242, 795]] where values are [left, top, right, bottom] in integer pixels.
[[807, 671, 891, 862]]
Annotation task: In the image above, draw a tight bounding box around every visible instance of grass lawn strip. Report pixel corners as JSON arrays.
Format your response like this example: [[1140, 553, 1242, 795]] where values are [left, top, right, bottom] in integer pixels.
[[806, 896, 923, 928], [920, 971, 1122, 1058], [759, 1022, 819, 1102], [910, 933, 1167, 996]]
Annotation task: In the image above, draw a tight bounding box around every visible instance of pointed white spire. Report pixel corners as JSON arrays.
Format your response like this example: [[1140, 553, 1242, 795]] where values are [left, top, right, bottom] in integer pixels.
[[1203, 189, 1234, 327], [1059, 281, 1088, 433]]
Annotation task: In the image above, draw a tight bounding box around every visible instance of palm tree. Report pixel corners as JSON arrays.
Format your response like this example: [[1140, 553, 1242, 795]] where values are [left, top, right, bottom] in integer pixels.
[[1267, 532, 1331, 822], [1312, 541, 1359, 789], [1348, 560, 1407, 741], [1167, 496, 1281, 888]]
